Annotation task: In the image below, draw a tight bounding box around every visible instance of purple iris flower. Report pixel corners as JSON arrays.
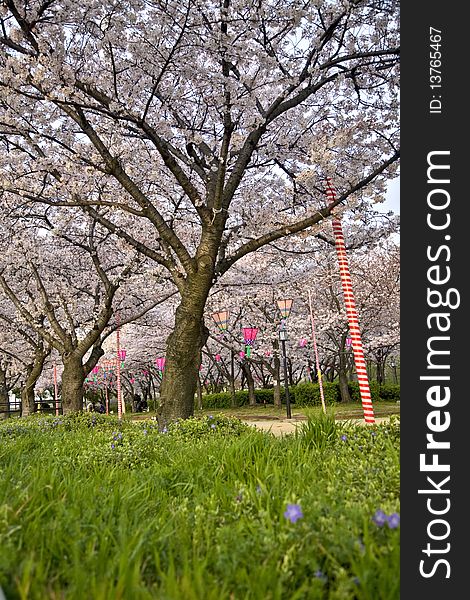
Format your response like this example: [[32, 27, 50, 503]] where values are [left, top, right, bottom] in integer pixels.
[[387, 513, 400, 529], [284, 503, 303, 523], [372, 509, 388, 527]]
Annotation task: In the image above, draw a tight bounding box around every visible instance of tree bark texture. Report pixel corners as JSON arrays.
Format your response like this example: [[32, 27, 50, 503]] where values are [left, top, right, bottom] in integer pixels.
[[157, 271, 212, 426], [61, 354, 86, 413], [241, 362, 256, 406], [338, 352, 352, 403], [229, 350, 236, 408], [21, 346, 50, 416]]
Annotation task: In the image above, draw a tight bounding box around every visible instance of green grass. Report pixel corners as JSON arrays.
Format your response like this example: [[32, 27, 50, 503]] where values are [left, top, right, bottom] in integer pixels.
[[196, 401, 400, 421], [0, 413, 400, 599], [129, 401, 400, 422]]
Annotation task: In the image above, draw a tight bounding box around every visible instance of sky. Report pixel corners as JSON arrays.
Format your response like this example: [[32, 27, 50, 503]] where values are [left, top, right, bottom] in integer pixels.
[[383, 177, 400, 214]]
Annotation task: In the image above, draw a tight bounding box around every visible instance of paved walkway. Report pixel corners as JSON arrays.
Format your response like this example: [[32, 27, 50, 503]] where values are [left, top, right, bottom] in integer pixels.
[[244, 416, 397, 437]]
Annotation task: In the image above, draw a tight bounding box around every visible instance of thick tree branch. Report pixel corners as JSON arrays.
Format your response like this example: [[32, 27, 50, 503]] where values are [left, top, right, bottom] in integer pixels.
[[217, 151, 399, 275]]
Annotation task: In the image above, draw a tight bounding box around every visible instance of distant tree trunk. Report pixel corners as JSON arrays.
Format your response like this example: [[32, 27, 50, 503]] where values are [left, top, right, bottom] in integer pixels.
[[60, 343, 103, 413], [375, 350, 386, 385], [338, 351, 352, 403], [338, 369, 352, 403], [241, 362, 256, 406], [325, 364, 335, 382], [230, 350, 236, 408], [0, 366, 7, 420], [21, 345, 50, 416]]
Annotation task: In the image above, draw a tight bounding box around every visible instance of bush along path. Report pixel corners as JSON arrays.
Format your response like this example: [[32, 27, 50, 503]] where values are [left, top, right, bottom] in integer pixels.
[[200, 382, 400, 410], [0, 412, 399, 599]]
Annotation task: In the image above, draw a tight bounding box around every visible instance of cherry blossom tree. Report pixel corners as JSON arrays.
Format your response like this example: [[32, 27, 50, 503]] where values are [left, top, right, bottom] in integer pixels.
[[0, 0, 399, 422], [0, 349, 22, 418], [0, 308, 51, 415], [0, 212, 169, 412]]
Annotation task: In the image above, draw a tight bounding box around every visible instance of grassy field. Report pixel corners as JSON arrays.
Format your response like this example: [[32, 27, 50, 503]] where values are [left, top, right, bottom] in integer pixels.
[[0, 412, 400, 599], [128, 401, 401, 422]]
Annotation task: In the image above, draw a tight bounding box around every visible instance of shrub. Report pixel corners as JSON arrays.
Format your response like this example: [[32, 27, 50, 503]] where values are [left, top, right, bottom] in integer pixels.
[[379, 384, 400, 401], [201, 391, 233, 409], [167, 414, 250, 439], [254, 388, 275, 405], [347, 381, 381, 403], [201, 389, 278, 408], [201, 383, 340, 409], [201, 381, 400, 409], [293, 382, 341, 406], [347, 382, 400, 402]]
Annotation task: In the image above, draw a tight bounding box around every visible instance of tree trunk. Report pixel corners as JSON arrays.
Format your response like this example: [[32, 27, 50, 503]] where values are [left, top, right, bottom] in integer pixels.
[[229, 350, 236, 408], [338, 352, 352, 403], [21, 347, 50, 417], [61, 354, 86, 413], [338, 368, 352, 403], [21, 381, 35, 417], [158, 275, 211, 426], [376, 355, 386, 385], [242, 362, 256, 406]]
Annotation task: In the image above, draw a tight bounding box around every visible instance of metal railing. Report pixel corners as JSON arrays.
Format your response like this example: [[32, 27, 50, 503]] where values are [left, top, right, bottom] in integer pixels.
[[0, 398, 63, 417]]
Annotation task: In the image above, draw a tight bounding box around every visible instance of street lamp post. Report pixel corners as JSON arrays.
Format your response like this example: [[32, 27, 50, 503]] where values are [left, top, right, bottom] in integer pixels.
[[279, 328, 292, 419], [276, 299, 293, 419]]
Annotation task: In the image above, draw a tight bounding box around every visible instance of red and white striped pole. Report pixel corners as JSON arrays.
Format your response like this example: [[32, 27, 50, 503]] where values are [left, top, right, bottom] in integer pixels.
[[325, 178, 375, 424], [116, 314, 123, 419]]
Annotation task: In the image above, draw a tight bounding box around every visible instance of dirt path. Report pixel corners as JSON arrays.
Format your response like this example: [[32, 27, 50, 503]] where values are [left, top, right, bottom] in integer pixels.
[[244, 416, 398, 437]]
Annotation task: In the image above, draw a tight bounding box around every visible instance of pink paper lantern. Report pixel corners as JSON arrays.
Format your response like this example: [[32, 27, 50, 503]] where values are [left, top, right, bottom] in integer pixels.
[[155, 357, 166, 371], [299, 338, 308, 348], [239, 351, 245, 359], [242, 327, 258, 344], [215, 354, 221, 362]]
